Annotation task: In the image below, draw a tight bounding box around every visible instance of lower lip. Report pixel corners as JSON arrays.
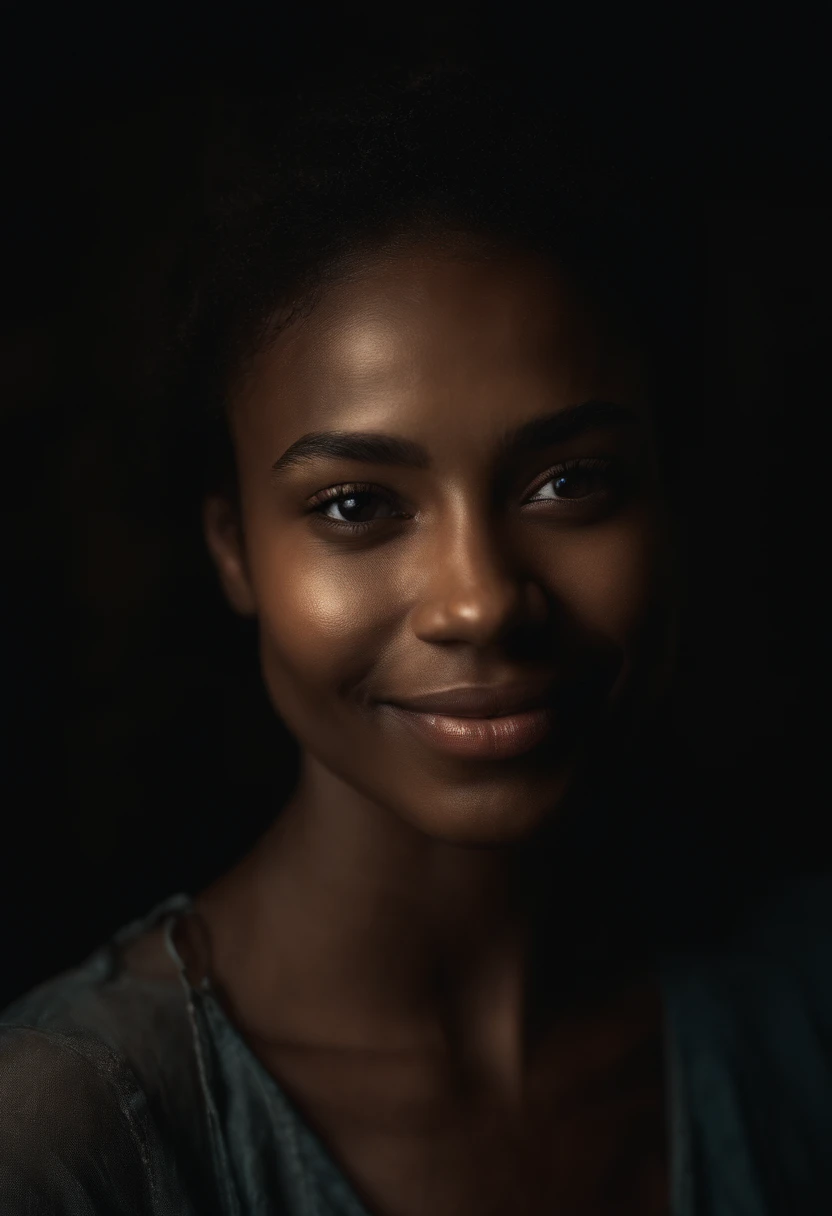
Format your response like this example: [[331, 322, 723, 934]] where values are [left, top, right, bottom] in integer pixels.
[[382, 704, 557, 760]]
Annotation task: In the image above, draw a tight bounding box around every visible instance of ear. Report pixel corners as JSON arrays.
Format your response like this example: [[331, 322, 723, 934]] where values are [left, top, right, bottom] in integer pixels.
[[203, 495, 257, 616]]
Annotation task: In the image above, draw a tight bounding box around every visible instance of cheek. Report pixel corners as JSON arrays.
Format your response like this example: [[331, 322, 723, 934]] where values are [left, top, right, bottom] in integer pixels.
[[245, 526, 388, 700], [546, 515, 660, 646], [249, 519, 659, 660], [243, 491, 663, 726]]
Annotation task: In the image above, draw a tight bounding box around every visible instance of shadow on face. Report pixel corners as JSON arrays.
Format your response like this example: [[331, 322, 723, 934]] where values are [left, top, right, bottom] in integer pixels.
[[204, 240, 677, 847]]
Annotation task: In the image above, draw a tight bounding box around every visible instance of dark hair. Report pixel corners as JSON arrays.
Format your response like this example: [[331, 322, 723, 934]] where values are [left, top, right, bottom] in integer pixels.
[[166, 61, 700, 511]]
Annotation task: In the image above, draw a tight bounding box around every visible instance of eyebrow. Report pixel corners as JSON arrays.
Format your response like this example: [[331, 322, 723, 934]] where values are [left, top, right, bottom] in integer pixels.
[[270, 400, 641, 479]]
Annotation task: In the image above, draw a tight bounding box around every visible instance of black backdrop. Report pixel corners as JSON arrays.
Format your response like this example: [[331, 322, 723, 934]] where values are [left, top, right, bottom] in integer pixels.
[[1, 5, 829, 1007]]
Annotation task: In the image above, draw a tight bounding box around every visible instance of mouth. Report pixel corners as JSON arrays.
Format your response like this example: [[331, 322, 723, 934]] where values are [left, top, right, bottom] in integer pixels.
[[377, 672, 615, 761], [379, 703, 558, 760]]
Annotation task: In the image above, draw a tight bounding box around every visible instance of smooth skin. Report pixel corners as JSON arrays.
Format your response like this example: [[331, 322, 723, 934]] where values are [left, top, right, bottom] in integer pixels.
[[194, 243, 676, 1214]]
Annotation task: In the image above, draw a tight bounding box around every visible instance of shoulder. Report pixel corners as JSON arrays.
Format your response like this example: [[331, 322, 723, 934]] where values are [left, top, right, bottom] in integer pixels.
[[729, 869, 832, 994], [0, 1024, 185, 1214], [667, 872, 832, 1206], [1, 925, 196, 1094], [664, 869, 832, 1106], [0, 909, 198, 1085], [749, 868, 832, 941], [0, 906, 213, 1215], [664, 868, 832, 982], [660, 870, 832, 1112], [0, 1022, 150, 1145]]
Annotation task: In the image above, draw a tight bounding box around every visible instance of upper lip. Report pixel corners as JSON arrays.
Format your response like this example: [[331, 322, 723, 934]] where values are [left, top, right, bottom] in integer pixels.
[[384, 680, 560, 718]]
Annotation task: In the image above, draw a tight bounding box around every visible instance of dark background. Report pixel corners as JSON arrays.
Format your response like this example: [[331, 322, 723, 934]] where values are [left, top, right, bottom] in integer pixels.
[[1, 5, 829, 1006]]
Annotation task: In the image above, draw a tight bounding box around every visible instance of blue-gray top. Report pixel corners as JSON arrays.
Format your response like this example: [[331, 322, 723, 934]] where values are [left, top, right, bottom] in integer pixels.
[[2, 874, 832, 1215]]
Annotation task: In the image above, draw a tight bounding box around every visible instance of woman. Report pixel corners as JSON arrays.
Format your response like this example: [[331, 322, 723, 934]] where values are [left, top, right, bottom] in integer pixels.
[[2, 63, 830, 1216]]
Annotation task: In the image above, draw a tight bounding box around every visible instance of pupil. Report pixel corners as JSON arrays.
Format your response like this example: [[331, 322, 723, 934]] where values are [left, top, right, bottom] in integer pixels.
[[554, 470, 599, 499], [343, 493, 372, 520]]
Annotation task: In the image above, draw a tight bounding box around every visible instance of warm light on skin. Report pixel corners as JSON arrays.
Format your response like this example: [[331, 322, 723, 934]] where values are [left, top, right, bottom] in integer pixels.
[[205, 244, 672, 847]]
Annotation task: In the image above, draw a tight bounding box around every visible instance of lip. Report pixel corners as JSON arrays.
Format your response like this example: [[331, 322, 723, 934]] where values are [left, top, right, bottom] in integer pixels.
[[381, 703, 557, 760], [383, 680, 560, 718]]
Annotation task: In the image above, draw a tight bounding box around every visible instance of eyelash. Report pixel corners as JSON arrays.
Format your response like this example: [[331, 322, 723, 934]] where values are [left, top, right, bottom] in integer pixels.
[[306, 458, 620, 535]]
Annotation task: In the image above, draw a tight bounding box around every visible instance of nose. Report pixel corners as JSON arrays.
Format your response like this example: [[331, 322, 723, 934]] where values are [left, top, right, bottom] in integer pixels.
[[409, 511, 548, 648]]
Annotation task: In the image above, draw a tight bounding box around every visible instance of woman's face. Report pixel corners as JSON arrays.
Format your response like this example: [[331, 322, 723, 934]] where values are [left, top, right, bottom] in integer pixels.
[[205, 244, 674, 845]]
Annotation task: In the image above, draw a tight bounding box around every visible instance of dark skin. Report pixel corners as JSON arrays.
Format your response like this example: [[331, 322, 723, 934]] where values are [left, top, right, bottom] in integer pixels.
[[167, 242, 678, 1214]]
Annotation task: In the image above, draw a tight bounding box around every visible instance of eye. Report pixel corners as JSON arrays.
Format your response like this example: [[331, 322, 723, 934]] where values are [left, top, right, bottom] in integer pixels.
[[307, 482, 411, 532], [525, 457, 617, 504], [306, 459, 623, 537]]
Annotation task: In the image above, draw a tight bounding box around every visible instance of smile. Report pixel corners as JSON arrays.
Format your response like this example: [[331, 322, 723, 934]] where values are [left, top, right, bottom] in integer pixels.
[[381, 704, 557, 760]]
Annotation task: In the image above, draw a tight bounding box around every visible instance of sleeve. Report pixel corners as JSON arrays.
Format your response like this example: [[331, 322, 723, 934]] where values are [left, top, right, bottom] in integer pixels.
[[0, 1025, 171, 1215]]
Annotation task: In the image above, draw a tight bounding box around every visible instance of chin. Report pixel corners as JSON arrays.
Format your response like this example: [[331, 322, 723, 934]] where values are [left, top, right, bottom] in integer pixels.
[[394, 764, 581, 848]]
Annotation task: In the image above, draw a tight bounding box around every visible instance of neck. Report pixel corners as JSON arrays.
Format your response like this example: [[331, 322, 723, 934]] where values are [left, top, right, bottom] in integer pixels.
[[196, 749, 656, 1091]]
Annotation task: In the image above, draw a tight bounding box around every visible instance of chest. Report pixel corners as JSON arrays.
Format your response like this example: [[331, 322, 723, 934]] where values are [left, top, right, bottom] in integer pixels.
[[316, 1070, 670, 1216], [257, 990, 670, 1216]]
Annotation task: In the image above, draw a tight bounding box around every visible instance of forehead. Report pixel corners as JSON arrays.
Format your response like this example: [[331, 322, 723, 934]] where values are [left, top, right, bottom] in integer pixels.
[[235, 248, 646, 444]]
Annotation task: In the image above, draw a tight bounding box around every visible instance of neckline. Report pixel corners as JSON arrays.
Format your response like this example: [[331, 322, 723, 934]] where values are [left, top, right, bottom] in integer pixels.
[[147, 891, 690, 1216], [159, 897, 375, 1216]]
